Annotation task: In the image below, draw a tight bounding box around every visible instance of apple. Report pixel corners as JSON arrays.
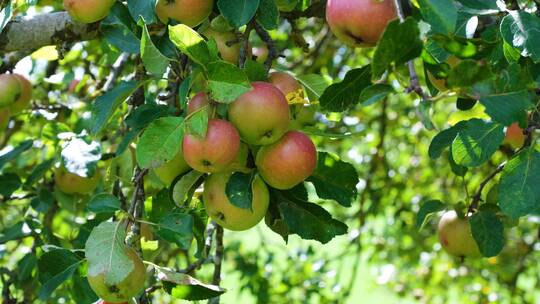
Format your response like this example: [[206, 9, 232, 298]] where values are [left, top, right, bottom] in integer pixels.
[[63, 0, 116, 23], [202, 28, 241, 64], [156, 0, 214, 27], [255, 131, 317, 190], [9, 74, 33, 115], [0, 74, 21, 108], [54, 166, 100, 194], [203, 171, 269, 231], [252, 46, 269, 63], [226, 142, 250, 172], [87, 248, 146, 303], [268, 72, 304, 100], [503, 123, 525, 150], [187, 92, 214, 118], [437, 210, 481, 258], [153, 147, 191, 186], [0, 108, 10, 131], [326, 0, 397, 47], [290, 105, 317, 130], [228, 82, 290, 145], [275, 0, 297, 12], [183, 119, 240, 173]]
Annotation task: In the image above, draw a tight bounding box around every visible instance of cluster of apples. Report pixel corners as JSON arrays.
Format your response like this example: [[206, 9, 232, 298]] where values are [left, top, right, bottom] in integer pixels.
[[0, 73, 32, 133]]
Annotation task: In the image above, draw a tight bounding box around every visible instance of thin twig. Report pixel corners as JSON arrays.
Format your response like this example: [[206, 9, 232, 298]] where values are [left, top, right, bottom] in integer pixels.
[[253, 23, 277, 71], [209, 225, 224, 304], [102, 53, 130, 91], [178, 221, 218, 273]]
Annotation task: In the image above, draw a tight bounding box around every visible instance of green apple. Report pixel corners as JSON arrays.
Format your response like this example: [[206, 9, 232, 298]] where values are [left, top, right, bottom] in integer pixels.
[[202, 28, 242, 64], [0, 74, 21, 108], [63, 0, 116, 23], [54, 166, 100, 194], [437, 210, 481, 258], [155, 0, 213, 27], [153, 147, 191, 186]]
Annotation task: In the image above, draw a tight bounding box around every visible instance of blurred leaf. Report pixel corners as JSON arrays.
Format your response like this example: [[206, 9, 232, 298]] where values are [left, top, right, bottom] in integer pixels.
[[90, 81, 139, 134], [157, 213, 194, 250], [0, 1, 12, 32], [88, 193, 121, 214], [140, 21, 170, 76], [156, 266, 226, 300], [359, 84, 393, 106], [217, 0, 260, 28], [499, 148, 540, 218], [256, 0, 279, 30], [169, 24, 211, 66], [0, 221, 32, 243], [136, 116, 184, 169], [417, 0, 457, 35], [501, 11, 540, 63], [0, 140, 33, 171], [207, 61, 252, 103], [0, 173, 21, 197], [297, 74, 331, 102], [25, 158, 55, 187], [447, 60, 492, 89], [372, 18, 422, 80], [320, 66, 372, 112], [479, 91, 534, 126], [456, 0, 499, 14], [226, 171, 256, 210], [416, 199, 445, 229], [470, 210, 505, 257], [451, 119, 505, 167], [307, 152, 358, 207], [127, 0, 156, 24], [37, 248, 83, 300], [18, 253, 37, 283]]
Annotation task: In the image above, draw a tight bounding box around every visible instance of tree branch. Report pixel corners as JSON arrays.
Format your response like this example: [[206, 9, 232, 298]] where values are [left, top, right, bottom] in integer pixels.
[[254, 23, 277, 71], [209, 225, 224, 304], [0, 12, 99, 54]]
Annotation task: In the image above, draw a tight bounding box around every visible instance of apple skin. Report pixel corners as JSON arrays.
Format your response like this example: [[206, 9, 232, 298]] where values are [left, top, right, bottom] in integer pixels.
[[63, 0, 115, 23], [256, 131, 317, 190], [9, 74, 32, 115], [153, 147, 191, 186], [228, 82, 290, 146], [183, 119, 240, 173], [87, 248, 146, 303], [54, 166, 100, 194], [203, 172, 270, 231], [326, 0, 397, 47], [437, 211, 481, 258], [252, 46, 269, 63], [187, 92, 214, 117], [268, 72, 303, 99], [503, 123, 525, 150], [0, 74, 21, 108], [0, 108, 10, 132], [156, 0, 214, 27], [202, 28, 241, 64]]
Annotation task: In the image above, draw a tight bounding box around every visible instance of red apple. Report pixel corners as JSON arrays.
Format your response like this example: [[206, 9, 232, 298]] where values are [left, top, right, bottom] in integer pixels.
[[63, 0, 115, 23], [9, 74, 32, 115], [438, 211, 481, 258], [268, 71, 304, 102], [156, 0, 214, 27], [255, 131, 317, 190], [503, 123, 525, 150], [183, 119, 240, 173], [187, 92, 214, 117], [326, 0, 397, 47], [228, 82, 290, 145]]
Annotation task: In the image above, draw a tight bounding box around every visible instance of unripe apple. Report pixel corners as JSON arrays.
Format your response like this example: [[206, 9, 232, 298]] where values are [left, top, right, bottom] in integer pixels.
[[0, 108, 10, 131], [156, 0, 214, 27], [63, 0, 115, 23], [503, 123, 525, 150], [268, 72, 304, 103], [153, 147, 191, 186], [290, 105, 317, 130], [0, 74, 21, 108], [326, 0, 397, 47], [256, 131, 317, 190], [54, 166, 100, 194], [228, 82, 290, 145], [202, 28, 241, 64], [9, 74, 33, 115], [252, 46, 269, 63], [203, 171, 270, 231], [437, 211, 481, 258], [183, 119, 240, 173], [187, 92, 214, 117], [226, 142, 250, 172], [87, 248, 146, 303]]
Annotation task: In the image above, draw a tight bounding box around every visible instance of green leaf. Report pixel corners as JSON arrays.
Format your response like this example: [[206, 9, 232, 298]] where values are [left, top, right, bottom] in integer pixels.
[[101, 2, 141, 54], [155, 266, 226, 300], [451, 119, 505, 167], [127, 0, 156, 24], [136, 116, 185, 169], [217, 0, 260, 28], [185, 108, 209, 137], [85, 221, 134, 285], [448, 151, 468, 176], [0, 140, 33, 171], [306, 152, 358, 207], [256, 0, 279, 30], [428, 121, 466, 159], [25, 158, 55, 187], [37, 248, 83, 300], [61, 138, 102, 177], [447, 59, 493, 89], [226, 171, 256, 210], [125, 103, 172, 131], [171, 171, 205, 207], [0, 221, 33, 243], [501, 11, 540, 63], [0, 2, 13, 32], [372, 18, 423, 80], [297, 74, 331, 102], [470, 210, 505, 257], [157, 213, 194, 250], [207, 61, 252, 103], [417, 0, 457, 35], [90, 81, 139, 134], [0, 173, 21, 197], [416, 199, 445, 229], [320, 66, 372, 112], [479, 91, 534, 126], [140, 21, 170, 76], [499, 148, 540, 218], [169, 24, 211, 66], [359, 84, 393, 106], [243, 59, 268, 82], [151, 189, 177, 223], [88, 193, 121, 214]]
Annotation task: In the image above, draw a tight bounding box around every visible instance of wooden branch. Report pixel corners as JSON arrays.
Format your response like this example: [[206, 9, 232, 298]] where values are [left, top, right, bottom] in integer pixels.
[[0, 12, 99, 54]]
